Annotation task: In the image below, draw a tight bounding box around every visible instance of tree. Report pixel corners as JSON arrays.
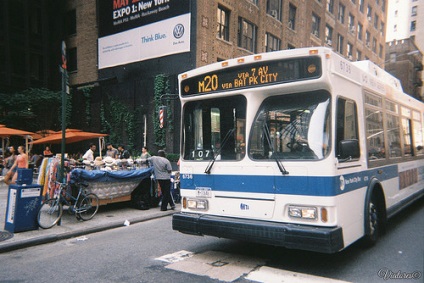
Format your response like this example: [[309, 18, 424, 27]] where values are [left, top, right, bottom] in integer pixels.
[[0, 88, 63, 131]]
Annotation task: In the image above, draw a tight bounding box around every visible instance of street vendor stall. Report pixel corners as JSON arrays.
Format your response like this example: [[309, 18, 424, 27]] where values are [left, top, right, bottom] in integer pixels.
[[70, 167, 153, 206], [36, 156, 154, 210]]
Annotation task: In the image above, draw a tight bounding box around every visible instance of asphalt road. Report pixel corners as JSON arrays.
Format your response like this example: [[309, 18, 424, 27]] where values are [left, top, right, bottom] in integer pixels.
[[0, 197, 422, 283]]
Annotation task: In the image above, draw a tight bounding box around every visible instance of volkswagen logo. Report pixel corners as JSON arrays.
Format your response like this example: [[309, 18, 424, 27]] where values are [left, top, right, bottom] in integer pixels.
[[173, 24, 185, 39]]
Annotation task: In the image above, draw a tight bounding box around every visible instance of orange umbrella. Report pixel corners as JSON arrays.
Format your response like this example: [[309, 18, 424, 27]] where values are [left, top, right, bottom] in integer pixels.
[[0, 125, 37, 154], [36, 129, 58, 137], [31, 129, 59, 140], [31, 129, 107, 144], [0, 125, 36, 137]]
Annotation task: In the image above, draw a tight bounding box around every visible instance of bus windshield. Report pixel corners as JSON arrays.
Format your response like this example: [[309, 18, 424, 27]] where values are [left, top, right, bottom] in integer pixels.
[[249, 91, 331, 160], [182, 95, 246, 161]]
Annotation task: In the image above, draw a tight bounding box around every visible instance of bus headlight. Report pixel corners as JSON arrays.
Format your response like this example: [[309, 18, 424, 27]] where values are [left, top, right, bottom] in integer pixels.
[[186, 198, 208, 210], [288, 206, 317, 219]]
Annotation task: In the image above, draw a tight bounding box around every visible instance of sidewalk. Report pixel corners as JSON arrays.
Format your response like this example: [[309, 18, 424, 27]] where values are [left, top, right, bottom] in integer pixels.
[[0, 181, 177, 253]]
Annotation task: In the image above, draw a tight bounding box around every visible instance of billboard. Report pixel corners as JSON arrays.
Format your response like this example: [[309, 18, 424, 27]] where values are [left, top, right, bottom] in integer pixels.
[[98, 0, 191, 69]]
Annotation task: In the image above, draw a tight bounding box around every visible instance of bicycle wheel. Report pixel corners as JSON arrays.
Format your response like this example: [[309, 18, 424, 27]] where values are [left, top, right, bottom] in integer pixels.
[[38, 198, 63, 229], [77, 193, 99, 221]]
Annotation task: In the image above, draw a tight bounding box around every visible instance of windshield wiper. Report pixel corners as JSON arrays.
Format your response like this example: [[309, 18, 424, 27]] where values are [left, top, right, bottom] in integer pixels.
[[205, 128, 235, 174], [263, 123, 289, 175]]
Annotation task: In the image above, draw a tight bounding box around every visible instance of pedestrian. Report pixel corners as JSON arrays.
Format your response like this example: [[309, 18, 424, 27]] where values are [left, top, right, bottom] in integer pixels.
[[117, 145, 130, 159], [106, 143, 119, 158], [2, 146, 16, 179], [148, 150, 175, 211], [6, 145, 29, 185], [140, 146, 151, 159], [82, 143, 96, 162]]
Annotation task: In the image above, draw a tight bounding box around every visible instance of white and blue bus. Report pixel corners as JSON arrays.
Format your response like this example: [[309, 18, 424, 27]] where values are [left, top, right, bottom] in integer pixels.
[[172, 47, 424, 253]]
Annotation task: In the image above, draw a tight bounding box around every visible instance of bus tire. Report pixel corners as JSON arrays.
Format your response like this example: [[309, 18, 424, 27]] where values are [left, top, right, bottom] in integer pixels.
[[363, 186, 386, 247]]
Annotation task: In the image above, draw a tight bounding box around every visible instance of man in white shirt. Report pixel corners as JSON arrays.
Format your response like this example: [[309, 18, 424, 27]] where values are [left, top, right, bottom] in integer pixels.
[[83, 143, 96, 162]]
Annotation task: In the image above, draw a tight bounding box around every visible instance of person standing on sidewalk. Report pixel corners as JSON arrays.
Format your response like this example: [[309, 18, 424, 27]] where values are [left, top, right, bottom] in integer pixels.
[[148, 150, 175, 211], [7, 145, 28, 185]]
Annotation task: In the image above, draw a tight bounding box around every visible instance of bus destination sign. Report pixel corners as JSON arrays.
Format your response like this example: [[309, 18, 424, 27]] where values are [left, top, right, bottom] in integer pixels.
[[181, 56, 321, 96]]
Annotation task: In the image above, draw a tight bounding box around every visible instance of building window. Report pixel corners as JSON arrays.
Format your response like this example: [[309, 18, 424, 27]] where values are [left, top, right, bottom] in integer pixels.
[[338, 4, 345, 24], [325, 25, 333, 45], [265, 33, 281, 52], [311, 13, 320, 37], [248, 0, 259, 5], [365, 31, 370, 47], [357, 50, 362, 60], [372, 37, 377, 53], [359, 0, 364, 13], [382, 0, 386, 12], [351, 0, 356, 4], [68, 47, 77, 72], [327, 0, 334, 14], [66, 9, 76, 36], [238, 18, 257, 52], [30, 8, 42, 35], [410, 21, 416, 31], [358, 23, 363, 40], [348, 14, 355, 33], [380, 22, 385, 36], [394, 24, 397, 32], [412, 6, 417, 16], [347, 43, 353, 59], [389, 52, 397, 63], [288, 4, 296, 30], [379, 44, 383, 58], [374, 14, 379, 29], [337, 34, 344, 54], [267, 0, 282, 21], [217, 6, 230, 41], [30, 53, 44, 81], [367, 5, 372, 20]]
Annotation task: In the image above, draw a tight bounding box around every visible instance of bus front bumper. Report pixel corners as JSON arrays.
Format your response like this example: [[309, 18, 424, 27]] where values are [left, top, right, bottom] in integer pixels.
[[172, 212, 344, 254]]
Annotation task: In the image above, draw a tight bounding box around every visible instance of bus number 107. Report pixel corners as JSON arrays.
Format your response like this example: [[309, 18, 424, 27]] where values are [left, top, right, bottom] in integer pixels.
[[198, 75, 218, 93]]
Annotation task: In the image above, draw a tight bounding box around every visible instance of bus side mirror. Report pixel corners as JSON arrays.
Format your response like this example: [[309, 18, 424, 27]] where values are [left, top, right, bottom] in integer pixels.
[[338, 139, 360, 160]]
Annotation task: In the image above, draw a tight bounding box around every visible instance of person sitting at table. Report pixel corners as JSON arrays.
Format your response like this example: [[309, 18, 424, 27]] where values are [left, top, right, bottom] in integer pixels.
[[43, 146, 53, 157]]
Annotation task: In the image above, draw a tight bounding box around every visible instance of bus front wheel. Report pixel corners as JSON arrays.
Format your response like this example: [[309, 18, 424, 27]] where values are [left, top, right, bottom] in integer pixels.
[[363, 194, 381, 246]]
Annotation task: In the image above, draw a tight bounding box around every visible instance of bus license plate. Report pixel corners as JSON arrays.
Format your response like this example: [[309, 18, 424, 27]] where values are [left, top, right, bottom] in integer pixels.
[[196, 187, 211, 198]]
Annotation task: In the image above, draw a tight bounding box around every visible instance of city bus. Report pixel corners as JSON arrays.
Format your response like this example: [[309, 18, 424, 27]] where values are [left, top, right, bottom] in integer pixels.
[[172, 47, 424, 253]]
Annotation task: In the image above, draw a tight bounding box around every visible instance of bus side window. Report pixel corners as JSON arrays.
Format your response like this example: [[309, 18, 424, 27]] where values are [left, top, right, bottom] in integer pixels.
[[336, 97, 360, 160]]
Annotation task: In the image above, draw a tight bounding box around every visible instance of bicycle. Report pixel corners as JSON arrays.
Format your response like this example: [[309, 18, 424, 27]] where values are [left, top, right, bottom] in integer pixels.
[[37, 181, 99, 229]]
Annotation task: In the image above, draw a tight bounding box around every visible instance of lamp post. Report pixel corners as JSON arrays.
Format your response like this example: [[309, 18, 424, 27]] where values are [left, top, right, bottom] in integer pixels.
[[60, 41, 68, 183]]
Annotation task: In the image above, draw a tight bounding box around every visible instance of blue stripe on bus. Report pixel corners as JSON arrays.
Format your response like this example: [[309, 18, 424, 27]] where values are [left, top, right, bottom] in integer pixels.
[[181, 164, 400, 196]]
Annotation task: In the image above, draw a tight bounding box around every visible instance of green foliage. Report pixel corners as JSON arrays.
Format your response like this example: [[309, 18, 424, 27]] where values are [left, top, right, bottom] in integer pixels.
[[166, 153, 179, 162], [81, 87, 92, 127], [100, 97, 136, 152], [0, 88, 62, 131]]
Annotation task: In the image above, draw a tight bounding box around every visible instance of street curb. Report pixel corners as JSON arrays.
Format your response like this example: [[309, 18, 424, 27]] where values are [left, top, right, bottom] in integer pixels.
[[0, 211, 174, 253]]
